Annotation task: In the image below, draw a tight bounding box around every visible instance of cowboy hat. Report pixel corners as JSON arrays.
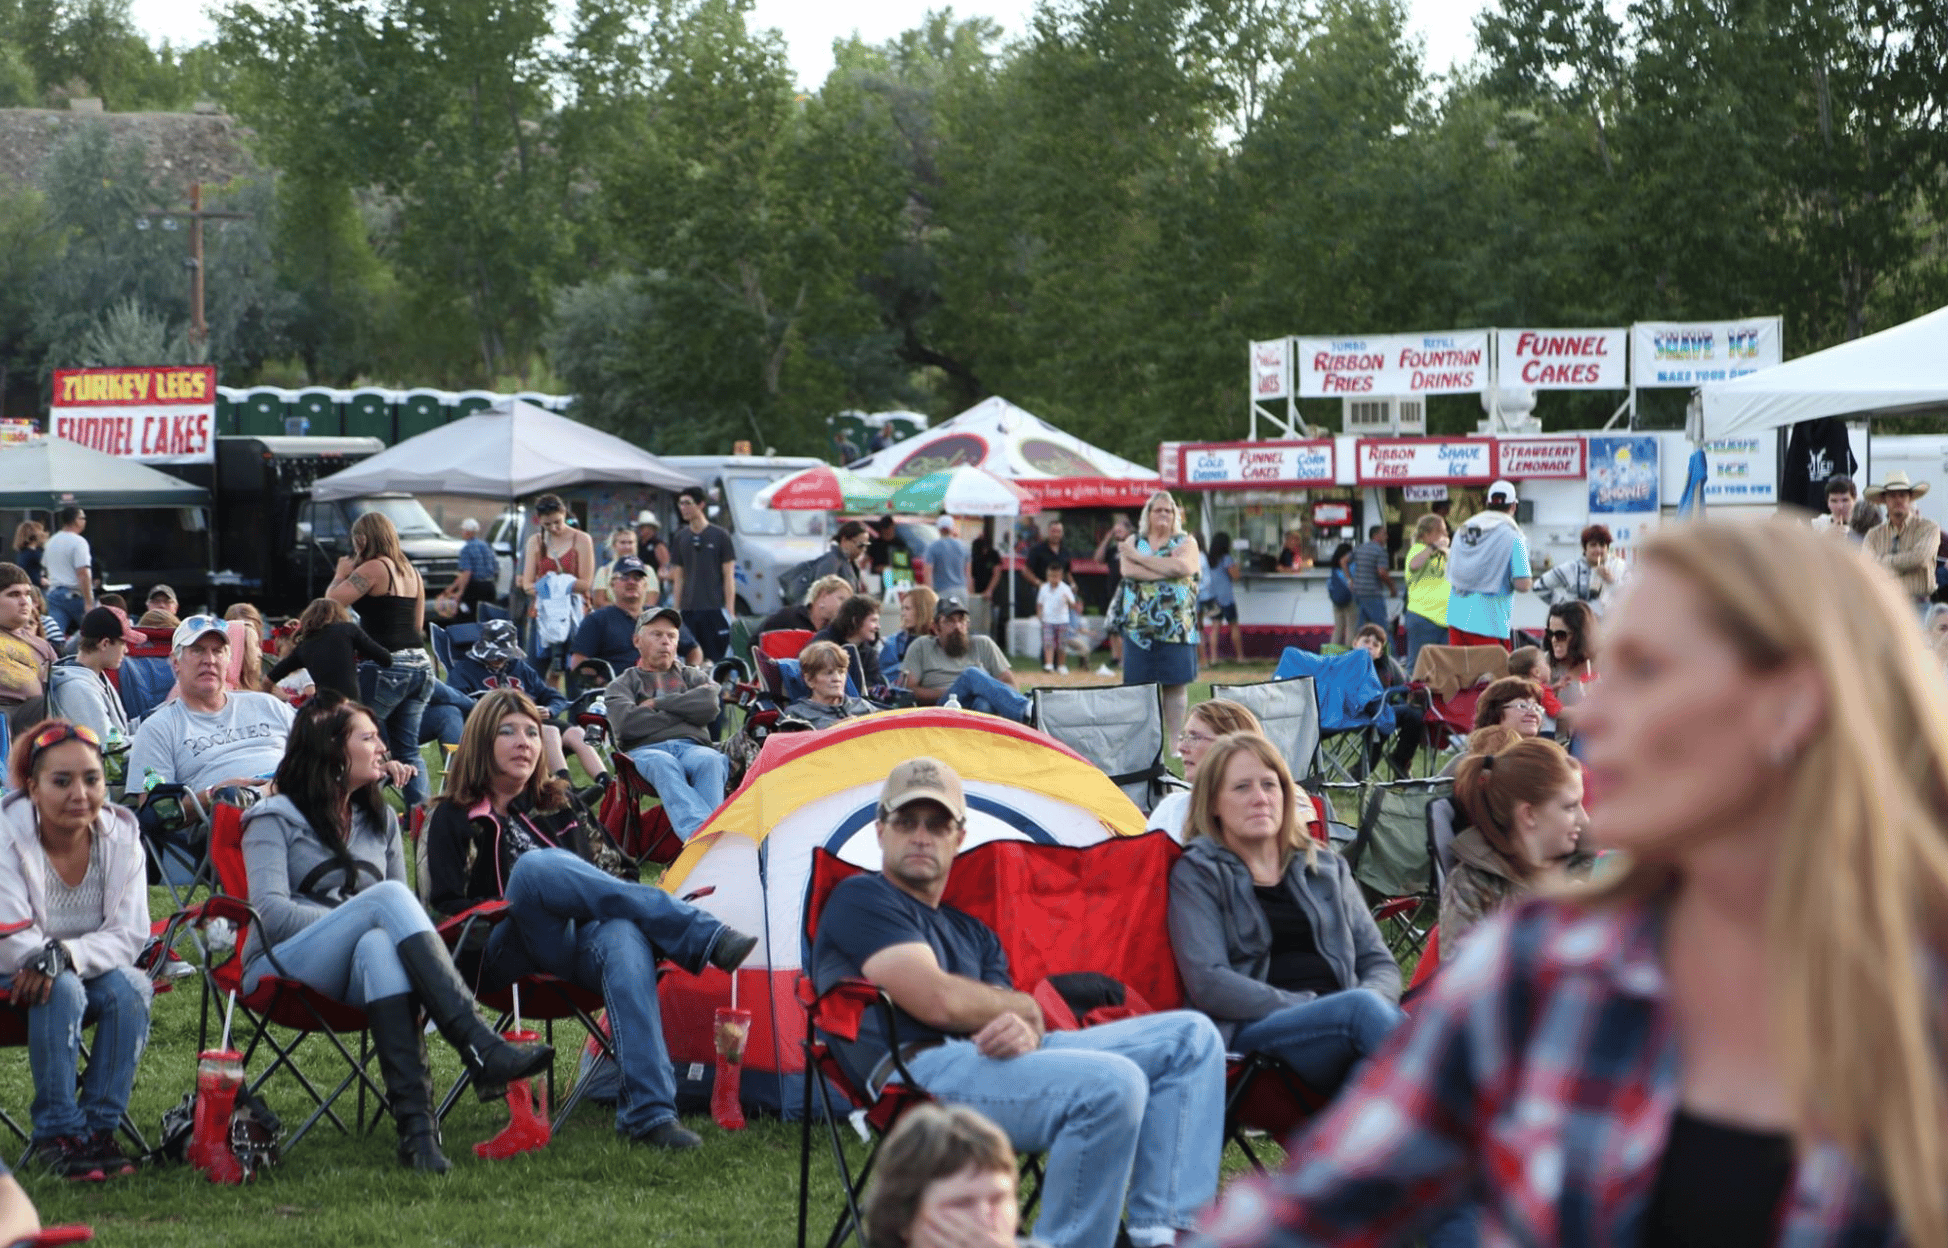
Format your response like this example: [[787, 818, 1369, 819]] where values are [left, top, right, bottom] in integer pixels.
[[1865, 470, 1931, 500]]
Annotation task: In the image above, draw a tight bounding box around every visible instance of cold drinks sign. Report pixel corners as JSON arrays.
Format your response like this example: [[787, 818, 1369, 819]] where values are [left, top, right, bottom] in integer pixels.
[[50, 366, 217, 465], [1178, 441, 1334, 489]]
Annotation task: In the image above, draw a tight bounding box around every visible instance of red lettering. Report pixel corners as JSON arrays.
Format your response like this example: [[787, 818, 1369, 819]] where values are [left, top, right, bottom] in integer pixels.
[[1322, 373, 1374, 393]]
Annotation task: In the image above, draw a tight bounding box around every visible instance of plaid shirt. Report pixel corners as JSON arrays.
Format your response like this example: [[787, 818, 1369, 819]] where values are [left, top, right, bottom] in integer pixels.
[[1863, 516, 1941, 600], [1190, 898, 1902, 1248], [457, 537, 499, 581]]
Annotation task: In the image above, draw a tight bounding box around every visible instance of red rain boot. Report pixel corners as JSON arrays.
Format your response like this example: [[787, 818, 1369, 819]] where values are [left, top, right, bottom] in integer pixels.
[[191, 1050, 245, 1184], [474, 1030, 552, 1159]]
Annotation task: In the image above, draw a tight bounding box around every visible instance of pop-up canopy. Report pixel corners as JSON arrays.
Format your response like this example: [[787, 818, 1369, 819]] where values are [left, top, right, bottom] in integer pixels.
[[846, 396, 1160, 508], [1696, 305, 1948, 440], [0, 436, 211, 508], [311, 399, 699, 500]]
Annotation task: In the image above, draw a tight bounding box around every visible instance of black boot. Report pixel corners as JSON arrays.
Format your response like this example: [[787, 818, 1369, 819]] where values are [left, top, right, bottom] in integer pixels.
[[394, 931, 553, 1101], [366, 995, 450, 1174]]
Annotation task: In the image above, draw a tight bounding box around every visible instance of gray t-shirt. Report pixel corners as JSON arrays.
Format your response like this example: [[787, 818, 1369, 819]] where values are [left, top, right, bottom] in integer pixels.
[[927, 537, 969, 595], [671, 523, 737, 611], [42, 530, 91, 591], [127, 691, 296, 795], [1351, 540, 1390, 597], [903, 634, 1009, 691]]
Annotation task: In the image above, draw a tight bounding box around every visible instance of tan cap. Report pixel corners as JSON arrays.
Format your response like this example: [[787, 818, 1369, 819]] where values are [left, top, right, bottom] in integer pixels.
[[879, 756, 966, 822]]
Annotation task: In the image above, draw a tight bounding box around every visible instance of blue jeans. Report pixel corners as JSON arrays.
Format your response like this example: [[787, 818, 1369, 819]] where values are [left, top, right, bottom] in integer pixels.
[[1231, 988, 1404, 1096], [484, 849, 728, 1136], [1403, 611, 1446, 677], [46, 586, 85, 636], [418, 680, 473, 748], [905, 1011, 1225, 1248], [360, 655, 433, 807], [624, 738, 728, 841], [1355, 595, 1391, 636], [242, 881, 434, 1005], [22, 966, 151, 1141], [942, 668, 1029, 722]]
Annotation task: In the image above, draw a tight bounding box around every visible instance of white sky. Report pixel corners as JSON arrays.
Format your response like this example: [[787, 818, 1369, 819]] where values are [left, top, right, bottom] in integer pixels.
[[132, 0, 1490, 87]]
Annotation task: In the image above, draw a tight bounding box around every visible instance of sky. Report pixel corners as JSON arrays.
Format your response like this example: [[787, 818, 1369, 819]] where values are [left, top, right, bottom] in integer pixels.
[[131, 0, 1493, 85]]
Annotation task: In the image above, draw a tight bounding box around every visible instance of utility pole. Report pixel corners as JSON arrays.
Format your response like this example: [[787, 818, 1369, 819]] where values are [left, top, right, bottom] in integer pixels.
[[139, 184, 249, 350]]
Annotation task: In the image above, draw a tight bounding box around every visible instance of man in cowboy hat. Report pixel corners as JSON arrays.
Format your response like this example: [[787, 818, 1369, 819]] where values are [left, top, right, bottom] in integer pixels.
[[1863, 471, 1940, 605]]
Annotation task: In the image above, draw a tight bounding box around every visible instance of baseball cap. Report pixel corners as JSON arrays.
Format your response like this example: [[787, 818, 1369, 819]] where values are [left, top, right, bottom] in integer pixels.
[[613, 556, 649, 579], [459, 517, 480, 534], [936, 514, 956, 532], [935, 596, 970, 618], [79, 606, 143, 646], [1487, 480, 1518, 503], [879, 756, 967, 822], [146, 584, 176, 602], [472, 618, 526, 664], [172, 614, 229, 652], [635, 605, 683, 632]]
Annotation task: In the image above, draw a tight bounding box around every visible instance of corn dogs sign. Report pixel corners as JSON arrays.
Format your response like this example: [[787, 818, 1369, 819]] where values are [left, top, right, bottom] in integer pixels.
[[49, 366, 217, 464]]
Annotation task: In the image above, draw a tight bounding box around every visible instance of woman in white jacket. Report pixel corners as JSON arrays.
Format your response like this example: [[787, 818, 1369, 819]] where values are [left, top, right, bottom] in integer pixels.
[[0, 720, 152, 1181]]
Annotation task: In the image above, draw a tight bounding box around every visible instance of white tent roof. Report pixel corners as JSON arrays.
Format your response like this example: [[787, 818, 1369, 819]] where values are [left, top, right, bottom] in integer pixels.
[[846, 396, 1159, 508], [1697, 305, 1948, 440], [311, 400, 699, 501]]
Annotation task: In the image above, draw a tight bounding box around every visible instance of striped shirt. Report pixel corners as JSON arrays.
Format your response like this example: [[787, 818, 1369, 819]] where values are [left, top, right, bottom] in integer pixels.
[[43, 835, 106, 942], [1189, 897, 1903, 1247], [1864, 516, 1941, 600]]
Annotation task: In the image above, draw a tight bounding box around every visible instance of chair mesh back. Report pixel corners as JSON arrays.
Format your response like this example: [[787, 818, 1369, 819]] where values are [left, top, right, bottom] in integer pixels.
[[1347, 779, 1450, 898], [1206, 678, 1321, 785], [1031, 684, 1166, 812]]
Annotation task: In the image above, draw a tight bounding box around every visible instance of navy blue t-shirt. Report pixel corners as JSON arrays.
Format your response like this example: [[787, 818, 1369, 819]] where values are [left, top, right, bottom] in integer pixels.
[[812, 873, 1011, 1086], [571, 606, 638, 673]]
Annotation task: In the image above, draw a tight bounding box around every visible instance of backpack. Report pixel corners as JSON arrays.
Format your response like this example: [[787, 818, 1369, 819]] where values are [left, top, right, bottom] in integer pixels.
[[1327, 568, 1353, 607]]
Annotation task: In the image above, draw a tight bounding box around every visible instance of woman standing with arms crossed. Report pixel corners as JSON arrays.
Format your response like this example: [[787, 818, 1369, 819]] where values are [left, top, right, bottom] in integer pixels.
[[329, 513, 433, 808], [1401, 513, 1450, 675], [1114, 491, 1203, 750], [1193, 518, 1948, 1246]]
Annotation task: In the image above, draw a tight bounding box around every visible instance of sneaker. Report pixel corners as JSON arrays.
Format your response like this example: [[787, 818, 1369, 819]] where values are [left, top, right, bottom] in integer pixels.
[[1042, 662, 1054, 672], [85, 1130, 137, 1177], [1094, 664, 1114, 677], [628, 1120, 703, 1151], [708, 927, 759, 973], [1056, 664, 1069, 675], [31, 1135, 104, 1181]]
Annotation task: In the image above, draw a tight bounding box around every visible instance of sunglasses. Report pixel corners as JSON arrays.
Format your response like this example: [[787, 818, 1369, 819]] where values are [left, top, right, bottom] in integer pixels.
[[1548, 629, 1571, 641], [27, 722, 102, 769]]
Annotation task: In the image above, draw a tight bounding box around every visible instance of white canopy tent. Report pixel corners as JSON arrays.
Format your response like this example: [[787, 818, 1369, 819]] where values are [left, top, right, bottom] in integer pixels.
[[1695, 305, 1948, 440], [311, 399, 699, 500]]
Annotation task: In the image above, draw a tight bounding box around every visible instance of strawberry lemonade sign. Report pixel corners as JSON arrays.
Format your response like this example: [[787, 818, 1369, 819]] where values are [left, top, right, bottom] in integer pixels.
[[50, 366, 217, 464]]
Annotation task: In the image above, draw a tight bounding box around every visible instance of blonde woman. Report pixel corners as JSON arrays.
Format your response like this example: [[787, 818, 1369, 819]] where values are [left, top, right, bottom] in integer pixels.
[[328, 512, 432, 806], [1113, 490, 1202, 748], [1194, 518, 1948, 1246], [1147, 699, 1264, 840]]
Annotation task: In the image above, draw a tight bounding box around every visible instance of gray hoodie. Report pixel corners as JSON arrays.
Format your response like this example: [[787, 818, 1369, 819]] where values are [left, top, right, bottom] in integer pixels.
[[1167, 835, 1400, 1043], [238, 793, 406, 966], [1448, 509, 1523, 596]]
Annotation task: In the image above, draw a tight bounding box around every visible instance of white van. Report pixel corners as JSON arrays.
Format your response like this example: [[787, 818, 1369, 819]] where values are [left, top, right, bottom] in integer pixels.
[[659, 455, 829, 616]]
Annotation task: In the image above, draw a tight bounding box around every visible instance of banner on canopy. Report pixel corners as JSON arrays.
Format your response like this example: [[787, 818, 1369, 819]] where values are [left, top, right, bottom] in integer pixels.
[[1630, 318, 1782, 388], [1296, 331, 1489, 397], [49, 366, 217, 465], [1496, 328, 1628, 390]]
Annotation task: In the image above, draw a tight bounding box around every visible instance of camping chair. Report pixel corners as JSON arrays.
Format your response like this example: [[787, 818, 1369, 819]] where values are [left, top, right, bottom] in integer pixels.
[[758, 629, 815, 661], [116, 627, 178, 725], [1028, 683, 1172, 813], [1343, 778, 1451, 963], [1204, 676, 1322, 789], [134, 784, 217, 910], [431, 902, 619, 1133], [1264, 649, 1403, 786], [796, 833, 1189, 1248], [155, 805, 389, 1151], [1411, 645, 1508, 755]]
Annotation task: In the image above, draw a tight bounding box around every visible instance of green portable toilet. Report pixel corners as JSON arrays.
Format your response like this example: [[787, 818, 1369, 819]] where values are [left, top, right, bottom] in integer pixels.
[[238, 387, 289, 437], [884, 410, 928, 441], [343, 388, 394, 441], [452, 390, 498, 420], [830, 411, 872, 460], [397, 389, 447, 440], [215, 387, 241, 435], [290, 387, 342, 436]]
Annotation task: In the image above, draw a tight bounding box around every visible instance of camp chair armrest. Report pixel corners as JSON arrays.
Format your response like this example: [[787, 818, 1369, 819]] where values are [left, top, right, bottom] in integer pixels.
[[436, 901, 511, 955], [800, 977, 898, 1045]]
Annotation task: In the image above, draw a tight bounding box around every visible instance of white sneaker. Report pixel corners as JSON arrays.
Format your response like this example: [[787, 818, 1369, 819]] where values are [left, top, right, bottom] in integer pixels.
[[1057, 664, 1070, 675], [1094, 664, 1114, 677], [1043, 662, 1055, 672]]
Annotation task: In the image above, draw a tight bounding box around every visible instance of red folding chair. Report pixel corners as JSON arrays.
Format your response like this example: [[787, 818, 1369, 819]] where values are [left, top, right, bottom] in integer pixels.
[[757, 629, 814, 661], [572, 716, 689, 868], [155, 806, 388, 1150]]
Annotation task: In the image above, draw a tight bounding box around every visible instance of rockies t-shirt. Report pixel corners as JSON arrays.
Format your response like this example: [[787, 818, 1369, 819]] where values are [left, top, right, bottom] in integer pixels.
[[127, 692, 295, 794]]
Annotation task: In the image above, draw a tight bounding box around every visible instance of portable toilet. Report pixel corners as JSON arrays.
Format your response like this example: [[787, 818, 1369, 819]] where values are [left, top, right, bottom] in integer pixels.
[[397, 389, 448, 439], [343, 388, 395, 441], [237, 387, 290, 437], [215, 387, 245, 436], [289, 387, 342, 437], [452, 389, 499, 420]]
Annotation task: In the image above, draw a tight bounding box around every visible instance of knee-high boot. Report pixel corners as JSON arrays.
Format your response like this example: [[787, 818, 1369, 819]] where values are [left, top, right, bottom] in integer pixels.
[[365, 995, 449, 1173], [394, 931, 553, 1101]]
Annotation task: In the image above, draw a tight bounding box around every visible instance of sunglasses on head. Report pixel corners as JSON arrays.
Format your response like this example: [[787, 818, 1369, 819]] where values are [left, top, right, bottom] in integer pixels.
[[27, 722, 102, 769]]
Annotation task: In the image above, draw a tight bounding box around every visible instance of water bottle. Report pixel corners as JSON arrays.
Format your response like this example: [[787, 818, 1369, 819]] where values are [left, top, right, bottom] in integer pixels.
[[943, 694, 962, 711]]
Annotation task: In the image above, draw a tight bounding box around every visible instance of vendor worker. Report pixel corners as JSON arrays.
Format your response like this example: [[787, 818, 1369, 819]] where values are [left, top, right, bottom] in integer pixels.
[[1277, 526, 1312, 571]]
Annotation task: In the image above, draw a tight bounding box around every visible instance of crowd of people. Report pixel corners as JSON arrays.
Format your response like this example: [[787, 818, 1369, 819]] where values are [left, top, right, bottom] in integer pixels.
[[4, 481, 1948, 1248]]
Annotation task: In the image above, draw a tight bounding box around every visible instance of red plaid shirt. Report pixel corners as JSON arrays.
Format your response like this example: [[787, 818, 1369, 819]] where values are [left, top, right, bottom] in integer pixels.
[[1191, 897, 1903, 1247]]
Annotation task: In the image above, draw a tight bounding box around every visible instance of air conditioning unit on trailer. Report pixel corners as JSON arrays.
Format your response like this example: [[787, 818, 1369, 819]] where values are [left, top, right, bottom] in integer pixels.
[[1341, 396, 1426, 435]]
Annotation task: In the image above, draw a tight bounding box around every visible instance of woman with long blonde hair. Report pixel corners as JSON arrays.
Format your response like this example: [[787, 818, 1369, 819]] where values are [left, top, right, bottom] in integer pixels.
[[1111, 490, 1202, 748], [1194, 517, 1948, 1246]]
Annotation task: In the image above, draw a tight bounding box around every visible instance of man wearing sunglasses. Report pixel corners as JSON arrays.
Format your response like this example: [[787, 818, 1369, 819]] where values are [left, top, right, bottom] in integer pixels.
[[124, 616, 298, 811]]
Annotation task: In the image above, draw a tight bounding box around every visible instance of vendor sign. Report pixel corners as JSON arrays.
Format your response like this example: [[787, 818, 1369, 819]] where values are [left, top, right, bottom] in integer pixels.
[[1296, 331, 1489, 397], [1699, 435, 1777, 505], [1177, 441, 1334, 490], [1588, 436, 1660, 514], [1497, 437, 1586, 479], [50, 366, 216, 465], [1629, 318, 1782, 388], [1355, 438, 1496, 485], [1250, 339, 1292, 400], [1496, 328, 1628, 390]]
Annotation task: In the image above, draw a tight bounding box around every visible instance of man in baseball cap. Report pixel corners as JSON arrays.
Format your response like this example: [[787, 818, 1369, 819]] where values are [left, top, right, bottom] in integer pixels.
[[810, 756, 1224, 1248], [896, 597, 1028, 721], [127, 613, 299, 812], [601, 604, 726, 843], [1446, 480, 1532, 649]]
